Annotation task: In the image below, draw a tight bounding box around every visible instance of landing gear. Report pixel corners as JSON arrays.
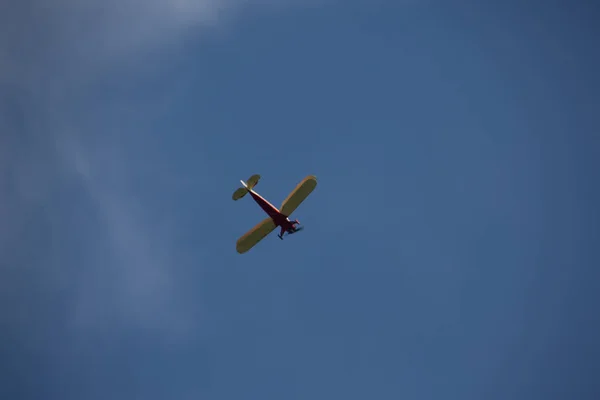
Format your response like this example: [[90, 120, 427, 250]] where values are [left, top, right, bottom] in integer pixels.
[[278, 220, 304, 241]]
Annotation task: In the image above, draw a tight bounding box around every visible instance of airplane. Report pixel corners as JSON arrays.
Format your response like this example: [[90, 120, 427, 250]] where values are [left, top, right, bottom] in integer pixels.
[[232, 174, 317, 254]]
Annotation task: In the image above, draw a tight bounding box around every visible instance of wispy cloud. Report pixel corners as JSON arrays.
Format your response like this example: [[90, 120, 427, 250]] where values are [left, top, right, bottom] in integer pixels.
[[1, 0, 311, 91], [56, 138, 197, 339], [0, 0, 312, 341]]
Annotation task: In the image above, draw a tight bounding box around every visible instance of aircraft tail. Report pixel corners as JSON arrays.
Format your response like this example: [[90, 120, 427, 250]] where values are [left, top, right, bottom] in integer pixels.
[[232, 174, 260, 201]]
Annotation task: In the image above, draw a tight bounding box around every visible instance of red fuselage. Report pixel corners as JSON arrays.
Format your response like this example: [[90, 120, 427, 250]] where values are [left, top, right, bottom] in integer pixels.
[[248, 189, 296, 232]]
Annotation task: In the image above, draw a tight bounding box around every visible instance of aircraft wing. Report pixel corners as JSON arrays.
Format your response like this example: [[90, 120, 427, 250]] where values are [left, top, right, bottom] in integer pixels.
[[280, 175, 317, 217], [236, 217, 277, 254]]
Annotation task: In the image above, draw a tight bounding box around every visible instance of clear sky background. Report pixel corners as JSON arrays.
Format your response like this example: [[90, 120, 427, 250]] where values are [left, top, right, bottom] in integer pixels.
[[1, 1, 599, 399]]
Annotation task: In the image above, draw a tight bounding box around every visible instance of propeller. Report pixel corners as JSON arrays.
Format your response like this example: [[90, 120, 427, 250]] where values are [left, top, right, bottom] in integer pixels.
[[288, 226, 304, 235]]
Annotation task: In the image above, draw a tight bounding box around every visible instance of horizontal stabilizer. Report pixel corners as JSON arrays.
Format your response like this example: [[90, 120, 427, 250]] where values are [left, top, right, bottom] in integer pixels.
[[246, 174, 260, 190], [232, 187, 248, 201]]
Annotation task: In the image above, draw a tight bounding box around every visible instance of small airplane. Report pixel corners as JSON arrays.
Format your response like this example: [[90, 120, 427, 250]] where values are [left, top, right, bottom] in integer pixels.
[[232, 174, 317, 254]]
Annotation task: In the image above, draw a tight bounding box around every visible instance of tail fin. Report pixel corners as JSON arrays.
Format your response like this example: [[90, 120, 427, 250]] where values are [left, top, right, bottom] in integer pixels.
[[233, 174, 260, 201]]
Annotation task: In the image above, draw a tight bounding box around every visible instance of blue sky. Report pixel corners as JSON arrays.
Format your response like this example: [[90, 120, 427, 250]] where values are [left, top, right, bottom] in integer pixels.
[[1, 1, 599, 399]]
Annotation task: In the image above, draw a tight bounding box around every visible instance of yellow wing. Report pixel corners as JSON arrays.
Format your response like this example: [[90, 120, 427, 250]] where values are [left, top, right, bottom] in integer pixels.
[[280, 175, 317, 216], [236, 217, 277, 254]]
